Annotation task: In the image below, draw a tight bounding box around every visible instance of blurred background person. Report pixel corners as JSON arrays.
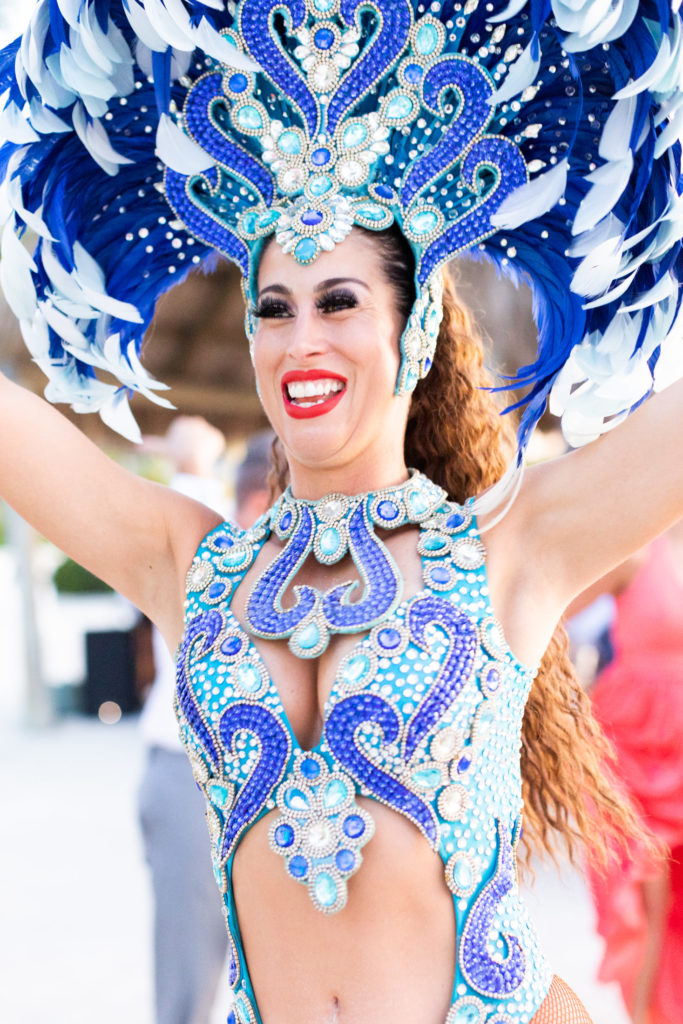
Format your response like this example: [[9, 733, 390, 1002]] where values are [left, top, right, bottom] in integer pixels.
[[138, 420, 271, 1024], [576, 520, 683, 1024]]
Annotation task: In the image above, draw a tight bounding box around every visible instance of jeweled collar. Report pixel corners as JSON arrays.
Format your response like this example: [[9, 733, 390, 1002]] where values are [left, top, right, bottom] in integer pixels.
[[245, 470, 450, 658]]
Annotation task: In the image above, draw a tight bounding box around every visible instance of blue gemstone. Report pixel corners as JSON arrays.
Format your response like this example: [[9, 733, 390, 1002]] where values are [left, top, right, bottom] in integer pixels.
[[294, 238, 317, 262], [228, 73, 248, 93], [207, 582, 226, 600], [377, 499, 399, 520], [457, 755, 471, 774], [221, 635, 242, 657], [378, 627, 401, 650], [301, 208, 323, 226], [214, 534, 233, 550], [486, 668, 501, 691], [374, 183, 394, 199], [343, 814, 365, 839], [289, 854, 309, 878], [280, 510, 293, 531], [311, 147, 331, 166], [446, 512, 465, 529], [314, 28, 335, 50], [404, 62, 422, 84], [274, 823, 294, 848], [335, 849, 355, 872], [299, 757, 321, 780], [431, 567, 451, 584]]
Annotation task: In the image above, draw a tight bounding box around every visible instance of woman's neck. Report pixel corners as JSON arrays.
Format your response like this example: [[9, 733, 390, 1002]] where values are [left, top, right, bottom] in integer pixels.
[[286, 453, 410, 501]]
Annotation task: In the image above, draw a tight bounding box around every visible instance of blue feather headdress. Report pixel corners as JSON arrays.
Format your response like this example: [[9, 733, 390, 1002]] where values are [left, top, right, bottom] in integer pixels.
[[0, 0, 681, 453]]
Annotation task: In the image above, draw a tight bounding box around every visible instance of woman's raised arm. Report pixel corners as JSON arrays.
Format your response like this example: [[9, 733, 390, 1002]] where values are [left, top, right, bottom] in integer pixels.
[[517, 376, 683, 613], [0, 374, 222, 646]]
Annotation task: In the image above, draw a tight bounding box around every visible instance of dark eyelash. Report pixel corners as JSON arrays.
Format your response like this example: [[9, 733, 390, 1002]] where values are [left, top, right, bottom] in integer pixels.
[[316, 288, 358, 312], [252, 298, 292, 319]]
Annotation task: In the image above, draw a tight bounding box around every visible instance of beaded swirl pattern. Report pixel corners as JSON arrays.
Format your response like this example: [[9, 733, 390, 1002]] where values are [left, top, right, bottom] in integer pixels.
[[176, 472, 552, 1023]]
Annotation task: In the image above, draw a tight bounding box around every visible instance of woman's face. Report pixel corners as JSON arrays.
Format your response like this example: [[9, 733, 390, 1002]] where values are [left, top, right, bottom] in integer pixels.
[[253, 230, 412, 496]]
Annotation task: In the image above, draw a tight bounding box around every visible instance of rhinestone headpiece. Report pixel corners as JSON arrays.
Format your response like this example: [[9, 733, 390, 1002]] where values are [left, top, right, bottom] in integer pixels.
[[0, 1, 681, 448]]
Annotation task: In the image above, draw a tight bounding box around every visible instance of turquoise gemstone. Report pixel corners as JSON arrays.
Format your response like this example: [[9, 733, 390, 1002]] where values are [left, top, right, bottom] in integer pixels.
[[403, 366, 418, 391], [258, 210, 280, 230], [385, 94, 414, 119], [208, 783, 231, 808], [298, 620, 320, 650], [319, 526, 341, 556], [409, 210, 439, 235], [278, 130, 301, 155], [241, 211, 259, 234], [411, 767, 442, 789], [416, 23, 439, 56], [477, 704, 496, 734], [427, 306, 441, 338], [452, 1005, 480, 1024], [314, 0, 334, 9], [222, 547, 247, 566], [452, 857, 473, 890], [285, 787, 309, 811], [235, 995, 251, 1024], [236, 104, 263, 131], [343, 122, 368, 148], [323, 778, 348, 808], [355, 203, 385, 222], [423, 534, 446, 551], [309, 174, 333, 196], [314, 872, 337, 908], [237, 664, 261, 693], [342, 653, 371, 685], [294, 238, 318, 262]]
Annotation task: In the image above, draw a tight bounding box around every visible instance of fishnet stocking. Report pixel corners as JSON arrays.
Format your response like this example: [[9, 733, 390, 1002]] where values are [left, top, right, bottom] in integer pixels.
[[531, 976, 594, 1024]]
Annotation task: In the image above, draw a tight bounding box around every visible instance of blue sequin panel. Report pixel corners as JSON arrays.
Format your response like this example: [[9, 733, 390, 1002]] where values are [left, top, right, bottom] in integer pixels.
[[460, 820, 526, 998], [239, 0, 319, 137], [246, 504, 317, 636], [165, 168, 251, 276], [218, 701, 291, 859], [402, 596, 477, 762], [401, 56, 493, 208], [184, 73, 274, 204], [418, 136, 527, 285], [326, 693, 439, 845], [176, 610, 224, 773], [326, 0, 413, 134], [321, 503, 399, 629]]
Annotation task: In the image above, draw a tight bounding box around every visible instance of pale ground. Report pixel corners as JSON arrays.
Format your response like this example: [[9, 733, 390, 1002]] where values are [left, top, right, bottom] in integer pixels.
[[0, 545, 630, 1024]]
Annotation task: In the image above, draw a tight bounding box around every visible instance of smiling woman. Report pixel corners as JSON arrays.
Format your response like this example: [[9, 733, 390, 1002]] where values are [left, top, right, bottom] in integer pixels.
[[0, 2, 682, 1024]]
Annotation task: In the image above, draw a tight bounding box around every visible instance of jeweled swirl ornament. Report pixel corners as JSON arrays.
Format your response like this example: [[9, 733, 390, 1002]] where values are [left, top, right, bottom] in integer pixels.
[[2, 0, 681, 451], [245, 471, 446, 657]]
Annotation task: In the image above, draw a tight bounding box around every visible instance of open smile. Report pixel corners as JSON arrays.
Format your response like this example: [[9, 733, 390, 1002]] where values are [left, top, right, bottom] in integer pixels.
[[281, 370, 347, 420]]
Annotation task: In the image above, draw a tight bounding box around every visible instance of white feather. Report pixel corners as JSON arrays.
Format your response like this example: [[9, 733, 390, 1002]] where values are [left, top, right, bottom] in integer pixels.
[[20, 310, 51, 360], [58, 43, 117, 101], [653, 309, 683, 391], [56, 0, 83, 29], [6, 172, 55, 240], [561, 0, 638, 52], [581, 268, 637, 309], [40, 299, 94, 351], [490, 159, 567, 230], [73, 242, 144, 323], [124, 0, 169, 51], [488, 40, 541, 105], [141, 0, 196, 50], [156, 113, 214, 174], [27, 100, 70, 134], [0, 103, 40, 144], [191, 19, 259, 71], [552, 0, 613, 36], [572, 154, 633, 235], [99, 390, 143, 443], [0, 220, 38, 322], [618, 273, 678, 312], [570, 234, 623, 297], [568, 213, 624, 257], [613, 35, 673, 99], [487, 0, 529, 24], [598, 96, 637, 161], [72, 102, 134, 174], [654, 104, 683, 159]]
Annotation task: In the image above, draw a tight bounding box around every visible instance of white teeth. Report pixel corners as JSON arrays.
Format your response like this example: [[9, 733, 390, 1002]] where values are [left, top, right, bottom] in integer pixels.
[[286, 378, 344, 401]]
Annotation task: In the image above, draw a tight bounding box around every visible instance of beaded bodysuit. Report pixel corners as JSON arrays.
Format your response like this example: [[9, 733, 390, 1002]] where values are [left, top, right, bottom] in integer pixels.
[[175, 472, 552, 1024]]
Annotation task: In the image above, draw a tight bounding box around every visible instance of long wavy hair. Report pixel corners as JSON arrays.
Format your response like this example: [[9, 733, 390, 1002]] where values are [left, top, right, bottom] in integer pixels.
[[267, 225, 648, 868]]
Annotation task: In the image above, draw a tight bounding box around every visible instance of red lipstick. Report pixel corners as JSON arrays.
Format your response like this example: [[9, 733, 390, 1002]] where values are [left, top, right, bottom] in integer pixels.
[[281, 369, 347, 420]]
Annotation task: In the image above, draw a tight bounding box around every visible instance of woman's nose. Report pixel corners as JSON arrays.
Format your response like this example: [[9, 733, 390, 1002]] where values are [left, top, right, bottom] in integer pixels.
[[285, 304, 329, 361]]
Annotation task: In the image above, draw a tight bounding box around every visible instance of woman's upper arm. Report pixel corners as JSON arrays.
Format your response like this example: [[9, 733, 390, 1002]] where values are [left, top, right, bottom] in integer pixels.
[[519, 376, 683, 608], [0, 375, 222, 635]]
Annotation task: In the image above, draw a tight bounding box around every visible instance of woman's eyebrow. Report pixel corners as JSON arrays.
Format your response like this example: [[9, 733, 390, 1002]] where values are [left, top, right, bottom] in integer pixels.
[[258, 276, 369, 298]]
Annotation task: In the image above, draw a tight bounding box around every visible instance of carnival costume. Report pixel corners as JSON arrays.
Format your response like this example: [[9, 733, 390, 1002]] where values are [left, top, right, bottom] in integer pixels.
[[1, 2, 683, 1023]]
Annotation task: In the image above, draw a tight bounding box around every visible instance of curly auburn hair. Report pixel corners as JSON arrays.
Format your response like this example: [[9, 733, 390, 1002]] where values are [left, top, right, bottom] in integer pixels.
[[267, 225, 648, 869]]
